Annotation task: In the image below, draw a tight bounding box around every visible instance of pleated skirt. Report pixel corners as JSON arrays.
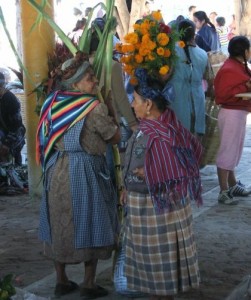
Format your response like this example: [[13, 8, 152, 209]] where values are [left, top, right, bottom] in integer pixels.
[[124, 191, 200, 296]]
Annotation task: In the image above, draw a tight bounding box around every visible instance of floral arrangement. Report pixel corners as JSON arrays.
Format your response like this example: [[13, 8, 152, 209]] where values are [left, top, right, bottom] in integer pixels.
[[115, 10, 183, 85]]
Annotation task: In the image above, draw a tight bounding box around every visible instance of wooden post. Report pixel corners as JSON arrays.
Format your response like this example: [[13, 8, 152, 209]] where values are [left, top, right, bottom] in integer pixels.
[[20, 0, 54, 198]]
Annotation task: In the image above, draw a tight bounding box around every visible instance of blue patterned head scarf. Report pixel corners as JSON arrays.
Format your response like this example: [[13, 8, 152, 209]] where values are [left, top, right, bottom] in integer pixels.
[[134, 68, 175, 104]]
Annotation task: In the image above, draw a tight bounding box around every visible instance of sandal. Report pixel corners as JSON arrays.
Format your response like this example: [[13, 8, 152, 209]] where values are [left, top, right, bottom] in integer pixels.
[[54, 280, 79, 297], [80, 285, 108, 299]]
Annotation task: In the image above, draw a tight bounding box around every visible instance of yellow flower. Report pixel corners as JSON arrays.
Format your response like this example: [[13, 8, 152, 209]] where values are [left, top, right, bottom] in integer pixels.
[[140, 22, 150, 35], [135, 54, 144, 63], [151, 10, 162, 21], [164, 49, 171, 57], [157, 47, 165, 56], [157, 33, 169, 46], [159, 65, 169, 75], [178, 40, 186, 48]]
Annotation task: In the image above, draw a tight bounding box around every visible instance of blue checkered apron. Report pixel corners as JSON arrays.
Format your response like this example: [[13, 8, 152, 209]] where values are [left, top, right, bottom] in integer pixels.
[[39, 118, 118, 248]]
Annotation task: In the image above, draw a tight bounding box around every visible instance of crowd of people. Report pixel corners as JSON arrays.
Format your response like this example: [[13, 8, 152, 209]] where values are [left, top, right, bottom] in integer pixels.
[[1, 3, 249, 300]]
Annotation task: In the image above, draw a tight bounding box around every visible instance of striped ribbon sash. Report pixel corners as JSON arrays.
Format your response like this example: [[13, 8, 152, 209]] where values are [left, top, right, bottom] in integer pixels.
[[36, 90, 99, 168]]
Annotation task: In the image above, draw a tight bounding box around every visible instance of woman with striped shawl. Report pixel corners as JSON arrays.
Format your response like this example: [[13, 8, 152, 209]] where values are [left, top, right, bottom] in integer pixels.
[[36, 52, 120, 298], [123, 68, 203, 300]]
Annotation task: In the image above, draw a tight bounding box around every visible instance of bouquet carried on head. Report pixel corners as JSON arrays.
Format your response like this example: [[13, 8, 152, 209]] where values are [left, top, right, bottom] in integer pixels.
[[116, 10, 182, 85]]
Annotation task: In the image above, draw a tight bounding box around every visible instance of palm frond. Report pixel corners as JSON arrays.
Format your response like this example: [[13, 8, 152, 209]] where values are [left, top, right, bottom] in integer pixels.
[[27, 0, 78, 55], [0, 6, 34, 87]]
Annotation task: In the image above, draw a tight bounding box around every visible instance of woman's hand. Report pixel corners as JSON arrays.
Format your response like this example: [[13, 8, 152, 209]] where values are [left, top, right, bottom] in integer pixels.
[[120, 190, 127, 205], [132, 167, 145, 179], [245, 79, 251, 91]]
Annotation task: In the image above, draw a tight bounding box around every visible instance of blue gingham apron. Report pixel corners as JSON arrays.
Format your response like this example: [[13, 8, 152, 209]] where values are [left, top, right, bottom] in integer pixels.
[[39, 118, 118, 248]]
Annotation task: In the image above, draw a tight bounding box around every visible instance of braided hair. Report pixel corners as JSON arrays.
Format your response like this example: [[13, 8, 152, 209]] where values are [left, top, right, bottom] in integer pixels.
[[228, 36, 251, 76], [178, 19, 196, 66]]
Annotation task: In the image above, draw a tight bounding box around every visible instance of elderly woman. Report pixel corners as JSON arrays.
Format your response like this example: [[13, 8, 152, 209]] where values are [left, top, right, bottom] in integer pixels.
[[123, 69, 203, 300], [36, 52, 120, 298]]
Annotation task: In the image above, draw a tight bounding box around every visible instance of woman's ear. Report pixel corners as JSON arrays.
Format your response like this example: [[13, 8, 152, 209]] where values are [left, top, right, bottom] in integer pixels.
[[146, 99, 153, 111]]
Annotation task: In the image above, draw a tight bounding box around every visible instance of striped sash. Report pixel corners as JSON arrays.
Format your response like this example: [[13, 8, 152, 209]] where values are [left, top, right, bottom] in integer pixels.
[[36, 90, 99, 169], [139, 109, 203, 212]]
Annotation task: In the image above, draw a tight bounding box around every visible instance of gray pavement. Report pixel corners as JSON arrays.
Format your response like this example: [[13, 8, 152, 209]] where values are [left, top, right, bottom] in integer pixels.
[[18, 116, 251, 300]]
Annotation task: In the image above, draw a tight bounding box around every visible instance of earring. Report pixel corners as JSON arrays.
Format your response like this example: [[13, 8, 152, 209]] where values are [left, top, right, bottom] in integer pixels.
[[146, 110, 150, 115]]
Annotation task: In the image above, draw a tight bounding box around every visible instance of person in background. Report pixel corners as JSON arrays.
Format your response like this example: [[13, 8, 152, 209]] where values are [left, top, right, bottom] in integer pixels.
[[0, 72, 25, 165], [68, 17, 86, 43], [214, 36, 251, 205], [227, 14, 237, 40], [188, 5, 197, 21], [216, 16, 229, 55], [142, 1, 151, 17], [209, 11, 218, 27], [37, 52, 120, 298], [123, 67, 202, 300], [193, 10, 221, 52], [85, 6, 92, 18], [168, 15, 185, 30], [168, 20, 208, 137]]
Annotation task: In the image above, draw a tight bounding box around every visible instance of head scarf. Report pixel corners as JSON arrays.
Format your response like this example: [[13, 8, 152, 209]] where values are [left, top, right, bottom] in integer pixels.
[[135, 68, 175, 103], [59, 51, 90, 90]]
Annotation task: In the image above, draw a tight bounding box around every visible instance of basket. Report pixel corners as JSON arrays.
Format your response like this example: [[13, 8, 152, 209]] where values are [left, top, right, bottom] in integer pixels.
[[200, 51, 227, 166], [201, 98, 220, 166]]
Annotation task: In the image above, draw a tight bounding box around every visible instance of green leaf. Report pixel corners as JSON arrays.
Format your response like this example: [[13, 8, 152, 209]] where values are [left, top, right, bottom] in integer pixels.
[[27, 0, 78, 55], [0, 6, 35, 87]]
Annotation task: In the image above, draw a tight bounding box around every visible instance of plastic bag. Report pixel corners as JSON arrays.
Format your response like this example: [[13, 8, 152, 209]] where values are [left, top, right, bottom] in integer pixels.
[[226, 275, 251, 300], [113, 245, 146, 298], [11, 287, 50, 300], [113, 216, 146, 298]]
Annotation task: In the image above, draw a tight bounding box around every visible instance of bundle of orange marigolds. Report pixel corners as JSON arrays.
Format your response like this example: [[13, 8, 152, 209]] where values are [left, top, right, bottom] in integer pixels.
[[116, 10, 184, 85]]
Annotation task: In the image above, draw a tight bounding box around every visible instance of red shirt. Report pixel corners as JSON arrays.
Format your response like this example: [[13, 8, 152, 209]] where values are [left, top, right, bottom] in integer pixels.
[[214, 58, 251, 112]]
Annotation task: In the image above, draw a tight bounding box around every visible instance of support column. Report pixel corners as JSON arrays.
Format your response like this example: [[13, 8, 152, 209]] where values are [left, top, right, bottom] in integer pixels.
[[20, 0, 54, 198]]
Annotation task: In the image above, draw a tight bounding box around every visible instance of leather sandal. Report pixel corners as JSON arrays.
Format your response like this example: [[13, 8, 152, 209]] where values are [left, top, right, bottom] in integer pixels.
[[54, 280, 79, 297], [80, 285, 109, 299]]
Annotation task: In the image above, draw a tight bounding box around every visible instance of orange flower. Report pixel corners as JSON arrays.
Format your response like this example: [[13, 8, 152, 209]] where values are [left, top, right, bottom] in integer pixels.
[[148, 54, 155, 61], [135, 54, 144, 63], [139, 47, 150, 56], [157, 33, 169, 46], [124, 64, 134, 75], [151, 10, 162, 21], [121, 44, 135, 53], [142, 34, 150, 43], [178, 40, 186, 48], [115, 43, 122, 52], [148, 41, 157, 50], [159, 65, 169, 75], [124, 32, 139, 44], [157, 47, 165, 56], [130, 77, 138, 86], [164, 49, 171, 57], [133, 23, 141, 31]]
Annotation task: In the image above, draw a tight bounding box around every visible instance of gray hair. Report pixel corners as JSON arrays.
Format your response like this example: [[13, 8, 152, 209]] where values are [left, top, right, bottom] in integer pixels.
[[60, 59, 91, 90]]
